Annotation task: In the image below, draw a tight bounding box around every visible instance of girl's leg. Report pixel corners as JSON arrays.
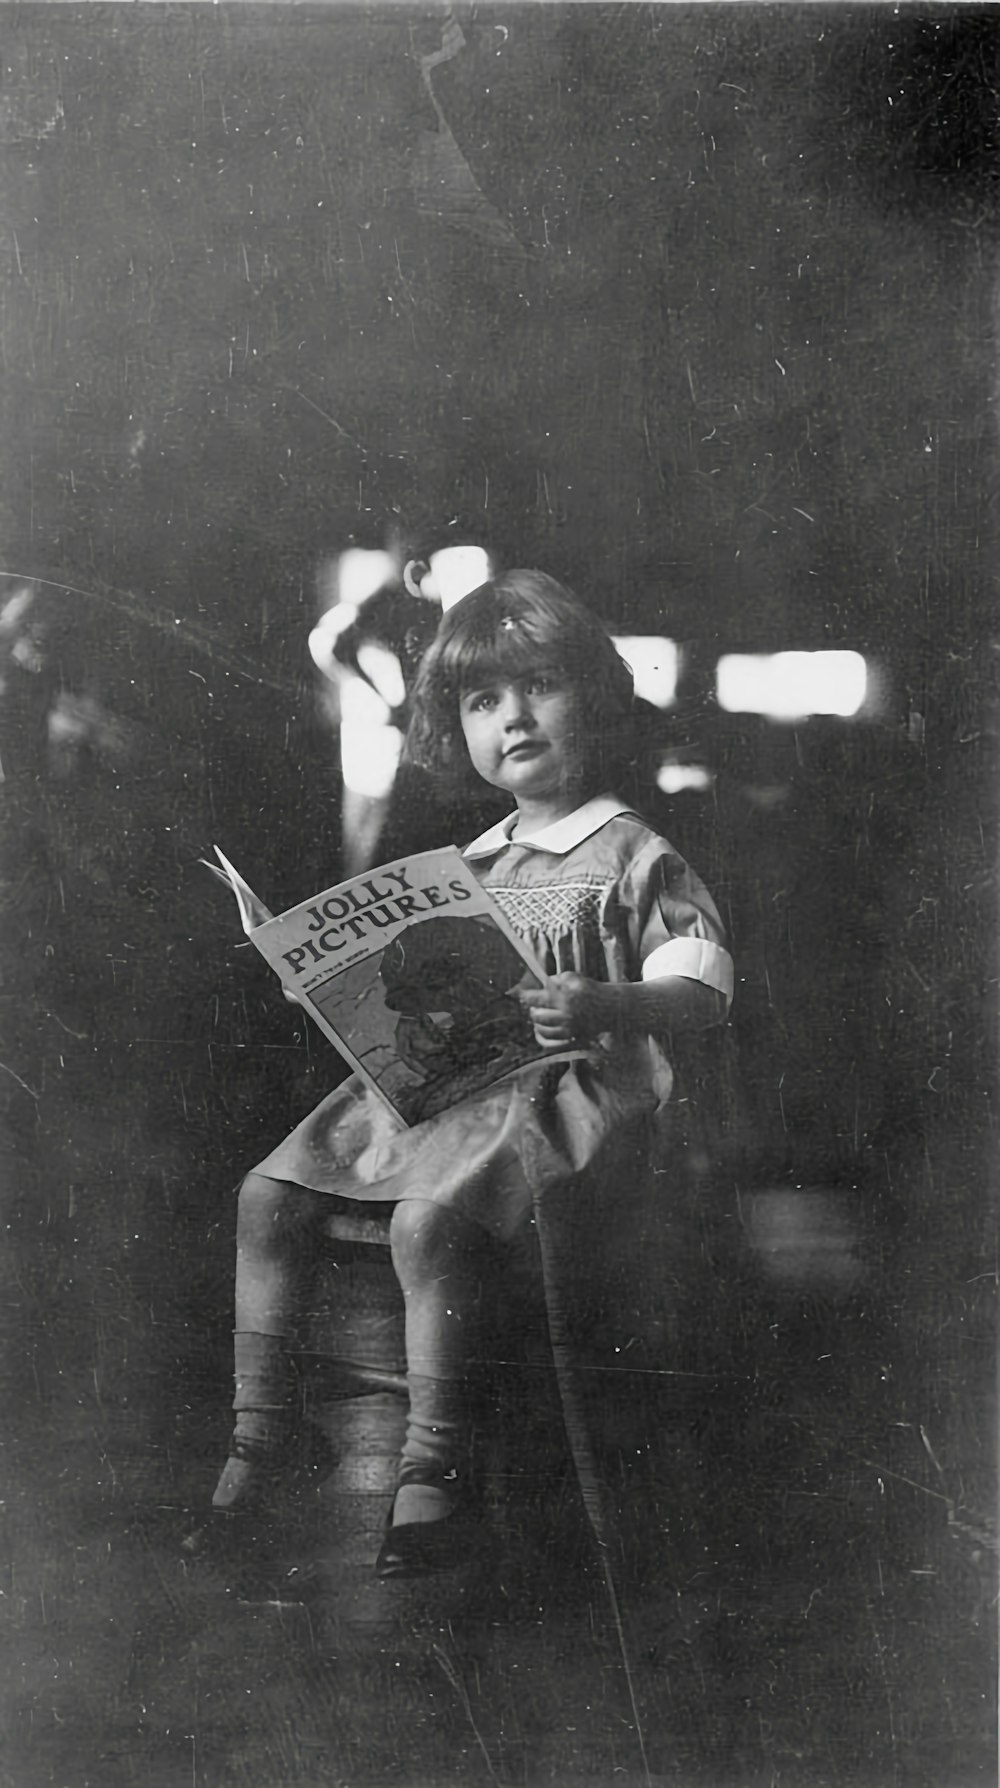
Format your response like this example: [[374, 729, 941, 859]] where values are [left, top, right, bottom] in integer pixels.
[[386, 1197, 484, 1531], [213, 1171, 329, 1510], [233, 1170, 329, 1336]]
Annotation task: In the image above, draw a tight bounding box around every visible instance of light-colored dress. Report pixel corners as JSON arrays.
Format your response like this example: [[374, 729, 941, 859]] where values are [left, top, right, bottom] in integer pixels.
[[253, 795, 733, 1241]]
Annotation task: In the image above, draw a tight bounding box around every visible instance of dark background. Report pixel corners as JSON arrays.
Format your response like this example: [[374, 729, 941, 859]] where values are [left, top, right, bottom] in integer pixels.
[[0, 7, 996, 1785]]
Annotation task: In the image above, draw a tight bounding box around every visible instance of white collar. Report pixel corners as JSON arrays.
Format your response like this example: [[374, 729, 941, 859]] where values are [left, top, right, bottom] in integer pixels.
[[463, 795, 632, 860]]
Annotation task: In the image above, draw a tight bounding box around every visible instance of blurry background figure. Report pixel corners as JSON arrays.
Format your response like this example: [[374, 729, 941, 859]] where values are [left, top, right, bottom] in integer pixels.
[[0, 581, 135, 789], [46, 691, 131, 781], [309, 543, 493, 875], [0, 583, 54, 786], [402, 544, 494, 613]]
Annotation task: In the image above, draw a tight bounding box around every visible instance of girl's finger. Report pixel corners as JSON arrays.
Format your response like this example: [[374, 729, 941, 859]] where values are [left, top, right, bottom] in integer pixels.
[[518, 986, 557, 1010], [530, 1008, 566, 1030], [532, 1019, 574, 1042]]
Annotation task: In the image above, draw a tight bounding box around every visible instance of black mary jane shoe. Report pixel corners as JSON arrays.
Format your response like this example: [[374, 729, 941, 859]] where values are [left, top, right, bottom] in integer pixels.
[[374, 1497, 478, 1580], [212, 1422, 337, 1515]]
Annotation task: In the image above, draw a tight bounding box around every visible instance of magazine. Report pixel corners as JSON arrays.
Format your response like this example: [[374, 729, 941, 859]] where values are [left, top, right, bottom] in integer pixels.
[[206, 845, 568, 1127]]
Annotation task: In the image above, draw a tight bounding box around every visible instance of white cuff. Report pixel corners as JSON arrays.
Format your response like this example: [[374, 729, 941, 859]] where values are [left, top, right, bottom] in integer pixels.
[[641, 937, 734, 1008]]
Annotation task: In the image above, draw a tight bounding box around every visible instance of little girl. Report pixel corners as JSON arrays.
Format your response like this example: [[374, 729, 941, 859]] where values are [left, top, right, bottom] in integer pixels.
[[212, 570, 734, 1576]]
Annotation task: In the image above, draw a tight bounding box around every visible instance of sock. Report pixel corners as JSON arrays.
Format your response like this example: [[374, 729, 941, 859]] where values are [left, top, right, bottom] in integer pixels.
[[231, 1331, 298, 1449], [393, 1372, 466, 1525]]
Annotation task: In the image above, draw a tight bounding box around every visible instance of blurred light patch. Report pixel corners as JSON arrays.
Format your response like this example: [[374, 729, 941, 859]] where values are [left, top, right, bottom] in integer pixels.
[[717, 651, 867, 720], [337, 548, 397, 610], [743, 1188, 865, 1296], [355, 641, 406, 711], [47, 692, 130, 770], [0, 584, 37, 635], [411, 544, 492, 610], [11, 633, 46, 673], [656, 761, 715, 795], [742, 783, 792, 812], [613, 637, 679, 709], [339, 680, 403, 799]]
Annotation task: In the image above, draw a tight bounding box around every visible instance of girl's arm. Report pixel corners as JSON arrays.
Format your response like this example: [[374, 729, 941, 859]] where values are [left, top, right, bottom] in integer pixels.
[[520, 971, 725, 1049]]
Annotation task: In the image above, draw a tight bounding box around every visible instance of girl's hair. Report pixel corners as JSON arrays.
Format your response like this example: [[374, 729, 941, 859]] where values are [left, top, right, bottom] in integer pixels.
[[404, 570, 636, 791]]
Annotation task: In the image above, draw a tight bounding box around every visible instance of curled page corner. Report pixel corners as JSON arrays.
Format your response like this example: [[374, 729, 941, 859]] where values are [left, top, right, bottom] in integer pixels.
[[207, 847, 274, 935]]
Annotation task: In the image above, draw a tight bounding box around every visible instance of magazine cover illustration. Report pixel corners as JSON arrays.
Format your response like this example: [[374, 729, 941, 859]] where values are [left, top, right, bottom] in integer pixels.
[[209, 846, 562, 1125]]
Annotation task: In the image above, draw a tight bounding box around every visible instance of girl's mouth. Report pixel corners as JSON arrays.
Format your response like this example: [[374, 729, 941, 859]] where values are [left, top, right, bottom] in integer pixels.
[[504, 740, 545, 759]]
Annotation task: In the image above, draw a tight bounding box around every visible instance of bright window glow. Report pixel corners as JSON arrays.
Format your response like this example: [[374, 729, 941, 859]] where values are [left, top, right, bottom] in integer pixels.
[[656, 762, 715, 795], [613, 637, 679, 709], [716, 651, 867, 720]]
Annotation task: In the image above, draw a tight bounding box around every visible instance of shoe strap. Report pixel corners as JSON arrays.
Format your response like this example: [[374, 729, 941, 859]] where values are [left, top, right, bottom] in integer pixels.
[[227, 1429, 288, 1466]]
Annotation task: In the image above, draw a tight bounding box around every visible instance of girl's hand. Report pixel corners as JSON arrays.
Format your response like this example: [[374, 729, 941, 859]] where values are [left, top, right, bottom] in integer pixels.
[[520, 972, 728, 1049], [519, 973, 611, 1050]]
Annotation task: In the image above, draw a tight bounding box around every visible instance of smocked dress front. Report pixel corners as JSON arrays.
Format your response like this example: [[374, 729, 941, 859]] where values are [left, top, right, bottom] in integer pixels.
[[252, 796, 734, 1241]]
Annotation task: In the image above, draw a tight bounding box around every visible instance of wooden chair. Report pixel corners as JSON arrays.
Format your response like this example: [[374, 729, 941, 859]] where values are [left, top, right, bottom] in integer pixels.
[[298, 1203, 407, 1404], [297, 1200, 574, 1537], [293, 1145, 719, 1542]]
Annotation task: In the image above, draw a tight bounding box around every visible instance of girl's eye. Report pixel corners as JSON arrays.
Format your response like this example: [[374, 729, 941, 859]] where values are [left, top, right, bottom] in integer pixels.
[[464, 690, 496, 712], [527, 674, 557, 695]]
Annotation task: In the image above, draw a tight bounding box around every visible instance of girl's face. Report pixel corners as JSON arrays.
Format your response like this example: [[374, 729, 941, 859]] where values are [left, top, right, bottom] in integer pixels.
[[458, 669, 589, 807]]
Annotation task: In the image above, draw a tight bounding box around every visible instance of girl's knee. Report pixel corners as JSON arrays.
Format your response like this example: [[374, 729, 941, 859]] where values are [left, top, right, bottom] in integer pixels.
[[389, 1199, 475, 1281], [237, 1172, 315, 1246]]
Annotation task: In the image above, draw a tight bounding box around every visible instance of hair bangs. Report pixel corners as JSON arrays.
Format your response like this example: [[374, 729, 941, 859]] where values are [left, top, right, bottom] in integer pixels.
[[442, 609, 561, 699]]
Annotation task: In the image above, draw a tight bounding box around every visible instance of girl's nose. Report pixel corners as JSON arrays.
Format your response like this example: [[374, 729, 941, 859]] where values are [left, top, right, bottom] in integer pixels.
[[501, 685, 534, 728]]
